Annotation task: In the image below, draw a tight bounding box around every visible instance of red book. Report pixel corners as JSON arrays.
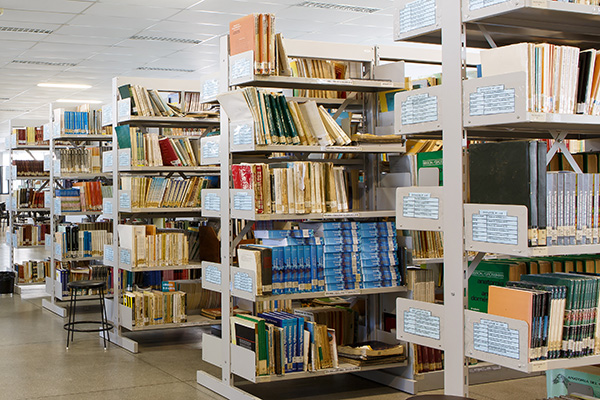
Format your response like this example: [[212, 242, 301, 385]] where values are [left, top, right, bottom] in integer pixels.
[[158, 137, 182, 166], [231, 164, 253, 189], [254, 164, 264, 214]]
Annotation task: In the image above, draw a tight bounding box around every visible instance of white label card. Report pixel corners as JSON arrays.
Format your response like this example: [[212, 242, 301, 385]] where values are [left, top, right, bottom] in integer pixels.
[[398, 0, 436, 33], [230, 56, 253, 82], [403, 192, 439, 220], [119, 192, 131, 210], [403, 307, 441, 340], [44, 192, 51, 209], [469, 0, 510, 10], [202, 140, 220, 159], [469, 85, 516, 116], [54, 198, 61, 214], [103, 199, 113, 215], [233, 192, 253, 211], [103, 151, 114, 169], [401, 93, 438, 125], [204, 192, 221, 212], [55, 243, 62, 258], [232, 123, 253, 146], [104, 245, 114, 263], [43, 155, 51, 172], [233, 270, 253, 293], [118, 98, 131, 121], [473, 319, 520, 359], [118, 150, 131, 167], [205, 264, 222, 285], [43, 123, 50, 141], [54, 160, 61, 175], [102, 104, 113, 126], [120, 248, 131, 266], [45, 234, 51, 250], [202, 79, 219, 102], [472, 209, 518, 245]]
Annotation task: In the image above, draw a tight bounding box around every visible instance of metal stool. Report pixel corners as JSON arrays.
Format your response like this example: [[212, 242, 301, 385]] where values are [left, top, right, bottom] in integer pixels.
[[64, 280, 113, 349], [407, 396, 476, 400]]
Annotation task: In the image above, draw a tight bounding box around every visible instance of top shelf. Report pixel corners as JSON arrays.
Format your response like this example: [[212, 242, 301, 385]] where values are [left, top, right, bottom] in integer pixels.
[[234, 75, 404, 93], [117, 116, 220, 127], [395, 0, 600, 49], [53, 134, 112, 142]]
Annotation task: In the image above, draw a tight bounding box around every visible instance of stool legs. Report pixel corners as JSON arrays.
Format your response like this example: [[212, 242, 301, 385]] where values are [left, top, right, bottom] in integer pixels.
[[99, 287, 108, 350], [66, 288, 74, 349], [66, 289, 78, 349]]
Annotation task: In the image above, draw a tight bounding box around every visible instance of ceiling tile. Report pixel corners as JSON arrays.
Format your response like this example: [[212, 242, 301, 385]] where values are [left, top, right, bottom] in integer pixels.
[[0, 0, 93, 13], [66, 14, 159, 30], [82, 3, 181, 20], [191, 0, 291, 14], [168, 10, 244, 25], [1, 9, 78, 24]]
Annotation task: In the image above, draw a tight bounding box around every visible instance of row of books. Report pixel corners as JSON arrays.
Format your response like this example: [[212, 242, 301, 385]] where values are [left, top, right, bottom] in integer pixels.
[[480, 42, 600, 115], [488, 272, 600, 361], [120, 176, 212, 209], [409, 231, 443, 259], [469, 255, 600, 313], [232, 162, 360, 214], [13, 223, 50, 246], [55, 223, 113, 259], [56, 264, 112, 295], [12, 126, 47, 146], [230, 88, 351, 146], [115, 126, 201, 167], [58, 147, 102, 174], [123, 289, 187, 326], [118, 225, 189, 268], [55, 107, 104, 135], [239, 222, 400, 295], [290, 58, 358, 99], [16, 260, 50, 284], [15, 188, 46, 209], [14, 160, 48, 177], [56, 181, 105, 212], [162, 127, 205, 136], [118, 84, 179, 118], [229, 13, 276, 76], [183, 92, 215, 115]]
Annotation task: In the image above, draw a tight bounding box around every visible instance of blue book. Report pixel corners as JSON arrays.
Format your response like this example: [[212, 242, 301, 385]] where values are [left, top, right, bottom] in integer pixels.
[[258, 313, 293, 373], [83, 112, 89, 134], [316, 244, 325, 291], [302, 245, 311, 292], [272, 312, 302, 372], [309, 245, 318, 291], [290, 246, 299, 293], [289, 229, 314, 238], [271, 247, 284, 295], [283, 246, 293, 294], [254, 230, 293, 239]]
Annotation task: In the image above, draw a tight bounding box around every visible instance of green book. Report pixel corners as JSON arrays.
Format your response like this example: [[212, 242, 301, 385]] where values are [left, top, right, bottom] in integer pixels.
[[262, 93, 279, 144], [236, 314, 269, 376], [468, 260, 513, 313], [416, 150, 443, 186], [268, 94, 286, 144], [115, 125, 131, 149], [278, 94, 300, 145]]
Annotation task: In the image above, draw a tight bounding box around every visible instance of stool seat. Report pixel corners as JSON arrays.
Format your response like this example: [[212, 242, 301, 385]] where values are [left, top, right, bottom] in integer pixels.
[[67, 280, 106, 290], [408, 396, 476, 400]]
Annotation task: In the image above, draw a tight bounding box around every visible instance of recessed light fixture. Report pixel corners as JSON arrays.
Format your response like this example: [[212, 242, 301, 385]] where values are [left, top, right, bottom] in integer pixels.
[[38, 83, 92, 89], [130, 35, 202, 44], [0, 26, 53, 34], [137, 67, 196, 73], [56, 99, 102, 104], [296, 1, 380, 13], [12, 60, 77, 67]]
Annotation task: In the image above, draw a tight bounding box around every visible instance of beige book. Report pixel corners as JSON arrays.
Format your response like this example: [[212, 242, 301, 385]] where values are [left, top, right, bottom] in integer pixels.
[[324, 163, 338, 213], [130, 85, 144, 116], [280, 168, 289, 214], [286, 167, 296, 214], [298, 101, 333, 147], [334, 167, 349, 212], [293, 163, 305, 214], [318, 105, 351, 145], [273, 169, 284, 214], [289, 101, 313, 145]]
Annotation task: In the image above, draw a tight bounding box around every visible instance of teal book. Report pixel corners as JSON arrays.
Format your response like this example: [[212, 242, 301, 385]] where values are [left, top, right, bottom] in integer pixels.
[[115, 125, 131, 149]]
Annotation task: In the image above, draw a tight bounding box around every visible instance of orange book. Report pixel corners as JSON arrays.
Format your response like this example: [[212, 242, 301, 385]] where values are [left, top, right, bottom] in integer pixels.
[[488, 285, 534, 358], [229, 14, 259, 63]]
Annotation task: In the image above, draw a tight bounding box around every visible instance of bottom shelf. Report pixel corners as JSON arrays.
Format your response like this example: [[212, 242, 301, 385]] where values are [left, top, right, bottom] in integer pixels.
[[119, 304, 217, 331]]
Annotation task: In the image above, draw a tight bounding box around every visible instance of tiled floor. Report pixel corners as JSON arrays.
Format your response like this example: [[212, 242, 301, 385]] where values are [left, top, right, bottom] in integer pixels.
[[0, 243, 548, 399]]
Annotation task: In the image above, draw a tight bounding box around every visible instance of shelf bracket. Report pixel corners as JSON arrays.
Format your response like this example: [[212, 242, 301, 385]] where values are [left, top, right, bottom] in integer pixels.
[[231, 222, 254, 255], [547, 130, 582, 173], [476, 24, 497, 49], [466, 252, 486, 280], [332, 93, 357, 121]]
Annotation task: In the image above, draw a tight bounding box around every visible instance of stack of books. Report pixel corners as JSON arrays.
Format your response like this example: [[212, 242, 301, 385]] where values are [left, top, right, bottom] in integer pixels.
[[16, 188, 46, 209], [120, 176, 212, 208], [225, 89, 351, 146], [58, 147, 102, 174], [229, 13, 276, 76], [337, 341, 405, 367], [162, 127, 205, 136], [115, 126, 200, 167], [55, 223, 112, 259], [14, 160, 48, 177], [56, 182, 104, 212], [12, 126, 47, 146], [123, 289, 187, 326], [55, 106, 104, 135], [15, 260, 50, 284], [232, 162, 360, 214], [409, 231, 443, 259], [14, 223, 50, 246], [117, 225, 189, 268]]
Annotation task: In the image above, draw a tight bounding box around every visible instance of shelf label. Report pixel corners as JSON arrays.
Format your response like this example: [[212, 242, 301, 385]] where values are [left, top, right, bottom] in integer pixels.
[[119, 192, 131, 210], [11, 135, 17, 149], [54, 160, 61, 175], [44, 192, 51, 209], [43, 123, 50, 141], [120, 248, 131, 266], [403, 307, 441, 340], [202, 140, 220, 159], [118, 98, 131, 121], [472, 210, 518, 245], [205, 264, 222, 285], [233, 191, 253, 211], [233, 270, 253, 293], [324, 365, 360, 374], [103, 151, 114, 170], [325, 289, 359, 297], [45, 234, 51, 250], [6, 233, 10, 246], [204, 192, 221, 212], [398, 0, 436, 34], [102, 104, 113, 126], [103, 199, 113, 215], [326, 212, 361, 219], [403, 192, 439, 220], [12, 234, 17, 247], [469, 85, 515, 116], [54, 198, 61, 214], [104, 245, 114, 263], [401, 93, 438, 125], [55, 242, 62, 258], [473, 318, 520, 360], [53, 121, 60, 138], [232, 122, 253, 146], [11, 165, 17, 180], [469, 0, 509, 11], [202, 79, 219, 102], [530, 0, 548, 8], [118, 149, 131, 167], [230, 54, 253, 82], [43, 154, 51, 172]]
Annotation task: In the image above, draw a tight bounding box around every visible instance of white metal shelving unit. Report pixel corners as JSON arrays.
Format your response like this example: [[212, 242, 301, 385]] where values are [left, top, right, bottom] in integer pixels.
[[42, 103, 114, 318], [102, 76, 222, 353], [6, 120, 51, 294], [196, 36, 411, 400], [393, 0, 600, 396]]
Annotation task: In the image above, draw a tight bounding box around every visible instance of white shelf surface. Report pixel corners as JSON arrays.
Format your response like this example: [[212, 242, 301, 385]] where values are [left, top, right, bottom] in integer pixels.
[[55, 173, 112, 179], [118, 116, 220, 126], [231, 144, 406, 154], [119, 262, 202, 272], [232, 209, 395, 221], [15, 208, 50, 213], [54, 134, 112, 141], [11, 145, 50, 151], [55, 211, 104, 216], [119, 166, 220, 173], [54, 255, 103, 262], [15, 176, 50, 181], [118, 207, 202, 215], [250, 286, 407, 302], [14, 245, 45, 249], [235, 75, 403, 92], [124, 314, 217, 332]]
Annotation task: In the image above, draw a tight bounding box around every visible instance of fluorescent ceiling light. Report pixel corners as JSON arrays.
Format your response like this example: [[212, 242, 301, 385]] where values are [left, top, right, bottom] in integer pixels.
[[56, 99, 102, 104], [38, 83, 92, 89]]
